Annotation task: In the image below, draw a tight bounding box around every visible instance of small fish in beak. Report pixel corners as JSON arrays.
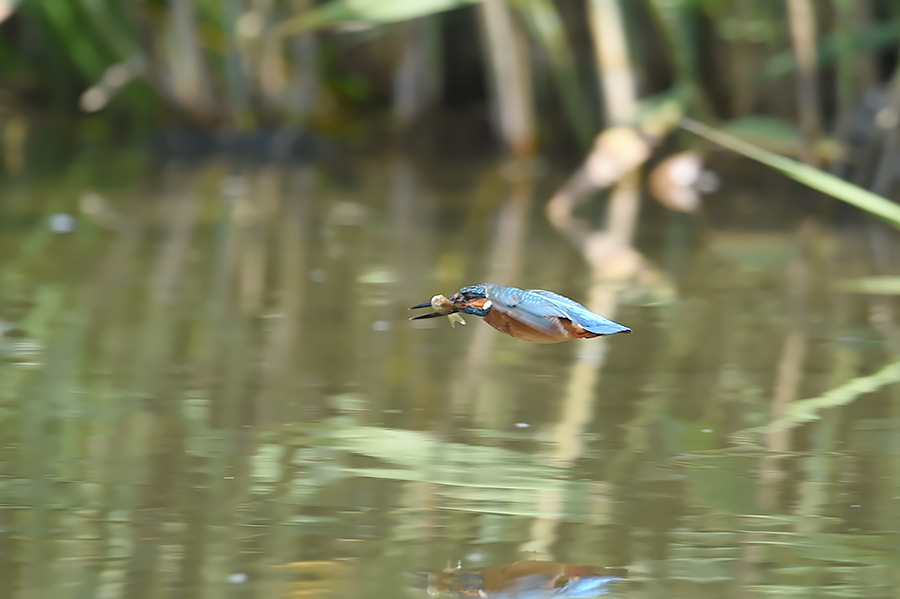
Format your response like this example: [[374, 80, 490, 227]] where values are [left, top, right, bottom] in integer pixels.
[[409, 294, 466, 328]]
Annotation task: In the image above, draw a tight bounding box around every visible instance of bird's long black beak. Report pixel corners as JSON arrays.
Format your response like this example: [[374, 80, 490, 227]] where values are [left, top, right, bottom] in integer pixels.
[[408, 300, 462, 321], [409, 311, 448, 321]]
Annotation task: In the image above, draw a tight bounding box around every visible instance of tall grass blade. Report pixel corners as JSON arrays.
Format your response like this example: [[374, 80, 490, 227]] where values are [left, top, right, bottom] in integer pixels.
[[33, 0, 109, 78], [681, 118, 900, 228]]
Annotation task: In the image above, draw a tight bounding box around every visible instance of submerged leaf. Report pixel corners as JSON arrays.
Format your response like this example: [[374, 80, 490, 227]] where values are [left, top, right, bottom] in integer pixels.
[[840, 277, 900, 295], [765, 360, 900, 431], [319, 420, 588, 518]]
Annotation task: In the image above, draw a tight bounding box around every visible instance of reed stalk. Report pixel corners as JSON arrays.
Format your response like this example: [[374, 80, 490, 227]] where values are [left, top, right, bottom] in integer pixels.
[[452, 173, 531, 418], [787, 0, 822, 166], [758, 223, 814, 511], [845, 0, 877, 97], [516, 0, 595, 145], [221, 0, 255, 129], [647, 0, 713, 119], [255, 170, 311, 593], [585, 0, 643, 275], [286, 0, 320, 122], [588, 0, 636, 124], [166, 0, 215, 115], [728, 0, 761, 117], [478, 0, 535, 158], [871, 60, 900, 196], [393, 19, 441, 128]]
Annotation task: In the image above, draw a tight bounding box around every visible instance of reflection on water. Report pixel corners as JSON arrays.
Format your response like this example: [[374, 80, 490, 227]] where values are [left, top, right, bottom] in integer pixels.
[[425, 559, 627, 598], [1, 155, 899, 598]]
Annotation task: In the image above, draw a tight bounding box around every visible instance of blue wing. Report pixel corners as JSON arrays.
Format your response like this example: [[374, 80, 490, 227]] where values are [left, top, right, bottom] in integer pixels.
[[527, 289, 631, 335], [483, 284, 630, 336], [487, 575, 620, 599], [554, 575, 620, 598]]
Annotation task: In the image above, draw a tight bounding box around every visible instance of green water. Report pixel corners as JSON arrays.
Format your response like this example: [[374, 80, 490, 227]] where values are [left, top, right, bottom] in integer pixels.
[[1, 154, 899, 598]]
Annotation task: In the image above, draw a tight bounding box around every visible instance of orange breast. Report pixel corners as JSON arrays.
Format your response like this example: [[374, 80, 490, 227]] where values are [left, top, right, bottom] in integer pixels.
[[483, 310, 590, 343], [463, 298, 601, 343]]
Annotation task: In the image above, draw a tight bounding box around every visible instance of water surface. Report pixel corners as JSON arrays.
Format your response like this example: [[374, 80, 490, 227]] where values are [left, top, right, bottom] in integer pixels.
[[1, 154, 899, 598]]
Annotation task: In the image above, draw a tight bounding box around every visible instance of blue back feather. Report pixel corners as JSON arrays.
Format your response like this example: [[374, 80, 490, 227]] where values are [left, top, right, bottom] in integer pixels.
[[483, 284, 630, 336]]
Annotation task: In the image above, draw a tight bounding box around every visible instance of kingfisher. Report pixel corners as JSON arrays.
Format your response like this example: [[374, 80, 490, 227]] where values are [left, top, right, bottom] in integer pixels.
[[409, 283, 630, 343], [423, 559, 627, 598]]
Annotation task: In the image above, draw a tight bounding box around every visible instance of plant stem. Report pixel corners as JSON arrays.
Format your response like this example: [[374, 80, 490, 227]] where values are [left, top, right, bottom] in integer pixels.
[[787, 0, 821, 165]]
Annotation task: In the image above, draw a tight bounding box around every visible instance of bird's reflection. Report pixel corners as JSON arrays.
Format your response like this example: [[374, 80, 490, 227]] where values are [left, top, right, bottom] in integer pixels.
[[277, 559, 626, 599], [425, 560, 627, 599]]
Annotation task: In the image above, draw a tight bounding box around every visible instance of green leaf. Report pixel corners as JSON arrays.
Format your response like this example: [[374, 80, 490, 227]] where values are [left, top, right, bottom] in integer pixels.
[[277, 0, 480, 35], [681, 119, 900, 228], [344, 0, 479, 22]]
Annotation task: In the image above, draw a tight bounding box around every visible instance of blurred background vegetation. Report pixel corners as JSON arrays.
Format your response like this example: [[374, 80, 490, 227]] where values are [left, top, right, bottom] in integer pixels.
[[1, 0, 900, 182], [5, 3, 900, 598]]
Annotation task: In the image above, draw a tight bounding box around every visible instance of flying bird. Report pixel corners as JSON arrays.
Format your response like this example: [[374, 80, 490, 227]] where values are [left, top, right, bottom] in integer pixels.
[[410, 283, 630, 343]]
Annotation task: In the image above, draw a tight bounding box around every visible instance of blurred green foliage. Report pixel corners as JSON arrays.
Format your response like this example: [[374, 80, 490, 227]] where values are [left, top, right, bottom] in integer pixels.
[[1, 0, 898, 145]]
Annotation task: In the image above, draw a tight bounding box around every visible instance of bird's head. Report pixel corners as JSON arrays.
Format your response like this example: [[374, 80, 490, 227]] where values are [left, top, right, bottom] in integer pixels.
[[448, 284, 487, 306], [408, 284, 490, 321], [448, 284, 492, 316]]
